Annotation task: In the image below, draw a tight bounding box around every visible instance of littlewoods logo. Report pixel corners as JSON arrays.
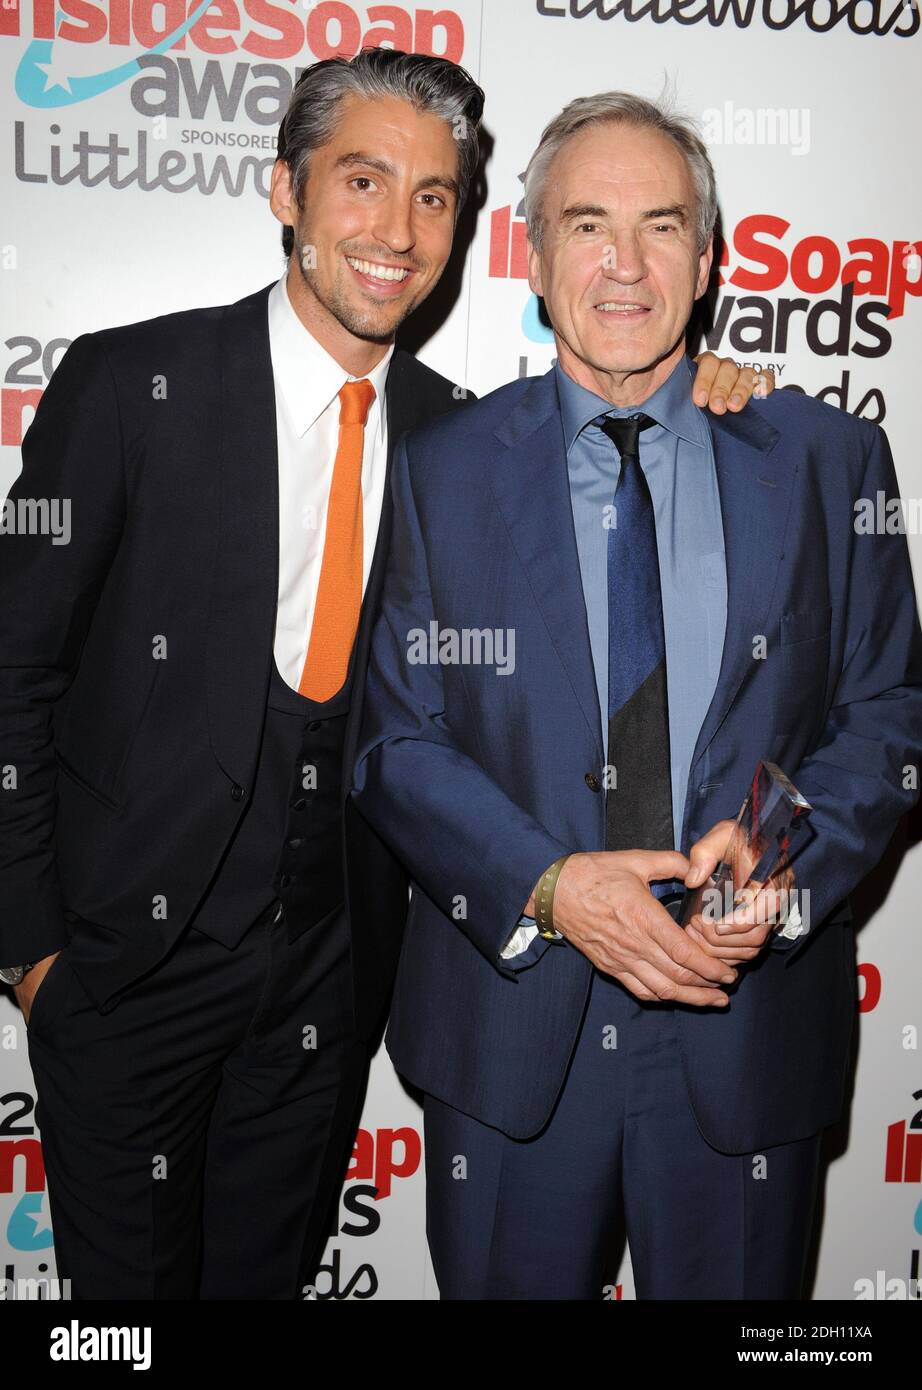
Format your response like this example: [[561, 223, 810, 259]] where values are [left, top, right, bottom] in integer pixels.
[[50, 1320, 151, 1371]]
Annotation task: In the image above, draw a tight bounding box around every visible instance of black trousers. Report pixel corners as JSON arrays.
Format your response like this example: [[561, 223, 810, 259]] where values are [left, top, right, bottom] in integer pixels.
[[26, 900, 368, 1299]]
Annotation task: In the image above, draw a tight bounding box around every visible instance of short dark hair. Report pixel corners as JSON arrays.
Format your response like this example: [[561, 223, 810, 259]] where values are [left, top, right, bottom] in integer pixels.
[[276, 46, 484, 257]]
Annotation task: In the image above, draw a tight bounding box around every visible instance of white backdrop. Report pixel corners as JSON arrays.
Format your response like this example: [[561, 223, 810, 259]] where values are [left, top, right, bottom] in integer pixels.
[[1, 0, 920, 1301]]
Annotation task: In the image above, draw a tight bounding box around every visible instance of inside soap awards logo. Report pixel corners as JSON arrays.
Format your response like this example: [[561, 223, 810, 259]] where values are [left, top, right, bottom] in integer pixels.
[[0, 1089, 56, 1256], [304, 1125, 422, 1300], [4, 1, 466, 107], [10, 0, 214, 106], [7, 3, 467, 201], [881, 1087, 922, 1301], [0, 1091, 72, 1294]]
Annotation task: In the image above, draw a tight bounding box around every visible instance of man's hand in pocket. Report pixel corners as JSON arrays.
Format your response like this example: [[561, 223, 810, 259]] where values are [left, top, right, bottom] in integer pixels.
[[14, 953, 61, 1026]]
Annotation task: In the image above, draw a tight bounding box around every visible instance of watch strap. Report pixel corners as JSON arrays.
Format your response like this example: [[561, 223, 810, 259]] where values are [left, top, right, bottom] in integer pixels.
[[534, 855, 571, 940]]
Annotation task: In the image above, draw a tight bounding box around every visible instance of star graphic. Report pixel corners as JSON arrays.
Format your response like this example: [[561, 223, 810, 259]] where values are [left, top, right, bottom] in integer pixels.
[[26, 1191, 53, 1240], [36, 54, 73, 96]]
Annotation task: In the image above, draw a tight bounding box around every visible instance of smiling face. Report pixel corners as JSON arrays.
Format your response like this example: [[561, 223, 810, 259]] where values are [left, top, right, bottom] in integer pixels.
[[270, 92, 460, 373], [527, 120, 713, 405]]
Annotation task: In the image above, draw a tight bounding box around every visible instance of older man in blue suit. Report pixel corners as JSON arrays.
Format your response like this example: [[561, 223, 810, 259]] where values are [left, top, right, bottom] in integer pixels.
[[352, 92, 922, 1299]]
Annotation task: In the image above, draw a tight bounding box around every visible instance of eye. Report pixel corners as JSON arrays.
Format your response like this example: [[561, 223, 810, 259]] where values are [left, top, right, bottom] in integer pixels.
[[651, 223, 679, 233], [417, 191, 446, 208], [576, 222, 599, 234], [350, 176, 377, 192]]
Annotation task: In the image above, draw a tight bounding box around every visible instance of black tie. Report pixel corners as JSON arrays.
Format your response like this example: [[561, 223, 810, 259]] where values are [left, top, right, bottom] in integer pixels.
[[595, 412, 674, 855]]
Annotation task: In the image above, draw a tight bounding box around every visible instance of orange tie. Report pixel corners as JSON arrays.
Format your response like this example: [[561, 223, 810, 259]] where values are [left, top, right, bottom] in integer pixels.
[[298, 378, 376, 700]]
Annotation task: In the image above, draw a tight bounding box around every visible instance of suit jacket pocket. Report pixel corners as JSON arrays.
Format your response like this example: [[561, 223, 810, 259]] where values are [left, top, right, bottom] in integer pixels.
[[781, 606, 832, 645], [55, 746, 122, 811], [780, 605, 831, 707], [55, 654, 161, 809]]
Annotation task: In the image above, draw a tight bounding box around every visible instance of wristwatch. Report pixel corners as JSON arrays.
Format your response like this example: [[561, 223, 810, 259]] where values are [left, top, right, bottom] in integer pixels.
[[0, 962, 36, 987]]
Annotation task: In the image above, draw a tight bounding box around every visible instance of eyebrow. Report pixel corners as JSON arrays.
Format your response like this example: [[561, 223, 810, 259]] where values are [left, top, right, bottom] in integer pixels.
[[559, 204, 609, 223], [644, 204, 689, 224], [335, 151, 459, 200], [558, 202, 690, 225]]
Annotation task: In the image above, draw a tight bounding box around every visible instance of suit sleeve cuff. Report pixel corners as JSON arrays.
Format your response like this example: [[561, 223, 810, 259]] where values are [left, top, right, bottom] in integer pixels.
[[769, 898, 807, 951], [499, 914, 561, 971]]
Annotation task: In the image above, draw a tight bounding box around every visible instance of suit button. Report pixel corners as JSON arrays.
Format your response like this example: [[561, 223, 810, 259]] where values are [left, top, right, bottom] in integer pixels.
[[291, 798, 307, 812], [308, 720, 322, 732], [585, 772, 601, 793], [288, 837, 303, 849], [231, 784, 246, 802], [279, 874, 291, 890]]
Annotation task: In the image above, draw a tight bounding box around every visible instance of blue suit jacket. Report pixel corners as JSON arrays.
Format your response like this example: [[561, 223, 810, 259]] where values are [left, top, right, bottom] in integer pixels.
[[352, 366, 922, 1149]]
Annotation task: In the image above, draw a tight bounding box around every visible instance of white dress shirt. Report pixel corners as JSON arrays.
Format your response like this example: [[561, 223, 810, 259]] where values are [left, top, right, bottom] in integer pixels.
[[267, 273, 393, 691]]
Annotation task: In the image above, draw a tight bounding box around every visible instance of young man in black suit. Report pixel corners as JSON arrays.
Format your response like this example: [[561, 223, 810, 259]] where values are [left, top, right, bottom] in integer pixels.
[[0, 48, 767, 1299]]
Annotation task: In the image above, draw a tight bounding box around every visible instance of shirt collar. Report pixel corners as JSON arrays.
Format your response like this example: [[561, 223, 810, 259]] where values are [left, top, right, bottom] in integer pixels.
[[267, 272, 394, 443], [555, 352, 708, 453]]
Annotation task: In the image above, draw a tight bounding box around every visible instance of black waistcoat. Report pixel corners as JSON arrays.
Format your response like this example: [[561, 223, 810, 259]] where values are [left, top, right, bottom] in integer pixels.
[[189, 652, 352, 949]]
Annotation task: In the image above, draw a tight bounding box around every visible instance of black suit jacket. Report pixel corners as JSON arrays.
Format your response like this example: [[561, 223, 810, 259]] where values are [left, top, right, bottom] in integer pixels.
[[0, 281, 471, 1039]]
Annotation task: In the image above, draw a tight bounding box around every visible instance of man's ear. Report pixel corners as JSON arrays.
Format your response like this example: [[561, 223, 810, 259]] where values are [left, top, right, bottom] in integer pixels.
[[526, 237, 543, 298], [269, 158, 296, 231], [694, 235, 714, 302]]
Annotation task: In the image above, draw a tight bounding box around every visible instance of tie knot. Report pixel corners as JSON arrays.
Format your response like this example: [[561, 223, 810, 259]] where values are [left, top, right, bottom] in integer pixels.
[[338, 377, 376, 427], [594, 411, 655, 461]]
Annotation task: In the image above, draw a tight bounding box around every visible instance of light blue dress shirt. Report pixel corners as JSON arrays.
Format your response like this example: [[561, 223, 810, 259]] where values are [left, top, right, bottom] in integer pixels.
[[502, 354, 728, 966]]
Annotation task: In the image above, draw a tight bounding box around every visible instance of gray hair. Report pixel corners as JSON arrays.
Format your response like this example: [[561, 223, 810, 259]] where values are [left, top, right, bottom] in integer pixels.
[[523, 92, 718, 255], [277, 47, 485, 257]]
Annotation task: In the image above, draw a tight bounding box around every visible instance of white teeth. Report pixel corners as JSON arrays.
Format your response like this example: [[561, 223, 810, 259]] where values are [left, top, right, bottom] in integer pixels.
[[597, 303, 647, 312], [346, 256, 410, 282]]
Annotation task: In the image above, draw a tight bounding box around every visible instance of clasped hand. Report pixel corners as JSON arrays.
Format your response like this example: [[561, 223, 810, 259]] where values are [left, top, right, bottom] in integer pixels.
[[527, 821, 795, 1006]]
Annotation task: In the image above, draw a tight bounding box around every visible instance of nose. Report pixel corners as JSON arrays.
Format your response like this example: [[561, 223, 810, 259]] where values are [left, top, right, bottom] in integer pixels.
[[371, 197, 416, 258], [601, 231, 646, 285]]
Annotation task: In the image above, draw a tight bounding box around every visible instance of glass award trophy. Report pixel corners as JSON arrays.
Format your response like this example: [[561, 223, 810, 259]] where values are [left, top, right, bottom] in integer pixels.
[[677, 760, 812, 932]]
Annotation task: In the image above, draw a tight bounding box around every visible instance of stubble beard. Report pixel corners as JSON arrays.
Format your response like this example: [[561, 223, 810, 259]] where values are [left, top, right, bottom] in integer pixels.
[[293, 229, 413, 345]]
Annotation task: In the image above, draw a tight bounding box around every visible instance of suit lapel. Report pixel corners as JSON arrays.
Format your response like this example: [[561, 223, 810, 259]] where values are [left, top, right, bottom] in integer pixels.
[[341, 350, 436, 799], [384, 349, 427, 460], [205, 283, 279, 785], [490, 370, 604, 761], [358, 351, 422, 651], [688, 402, 792, 778]]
